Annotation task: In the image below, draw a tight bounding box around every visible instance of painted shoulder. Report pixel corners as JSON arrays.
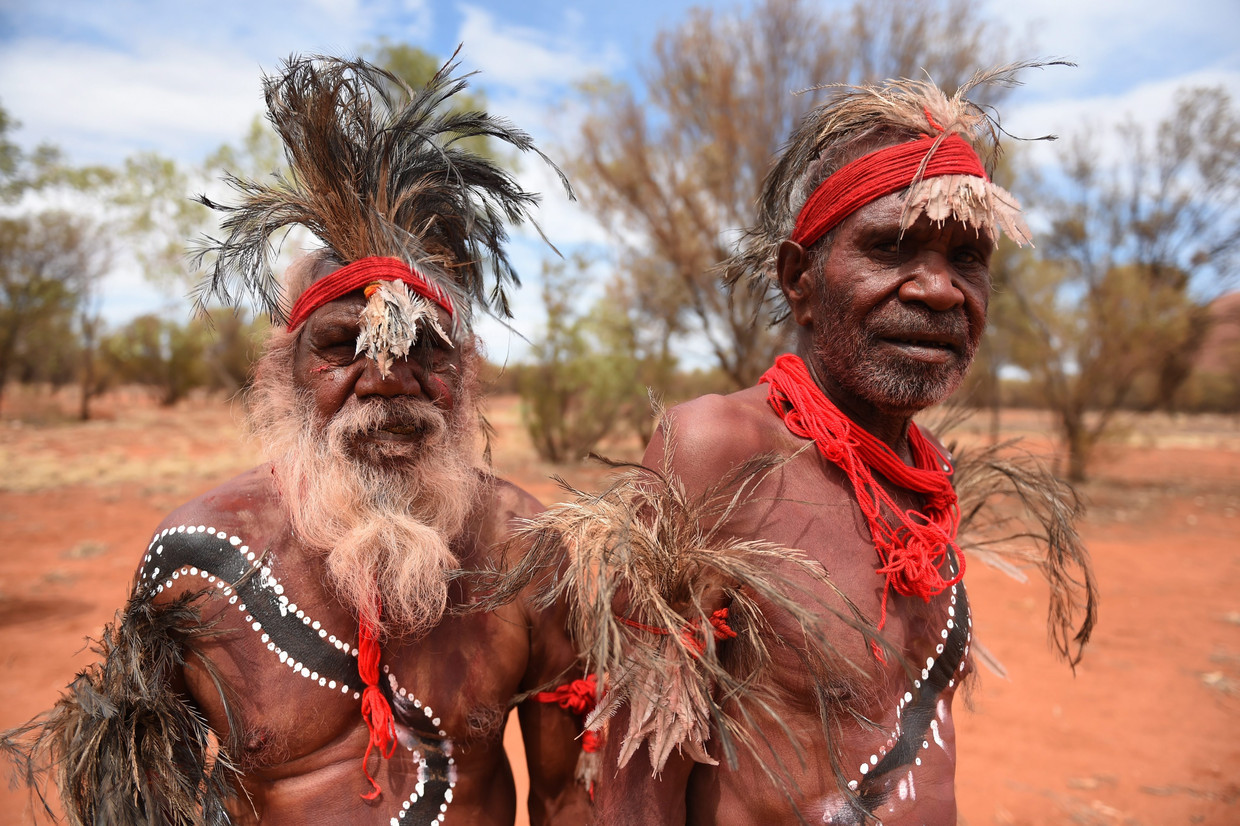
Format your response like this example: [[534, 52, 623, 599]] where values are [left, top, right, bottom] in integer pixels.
[[138, 464, 286, 609]]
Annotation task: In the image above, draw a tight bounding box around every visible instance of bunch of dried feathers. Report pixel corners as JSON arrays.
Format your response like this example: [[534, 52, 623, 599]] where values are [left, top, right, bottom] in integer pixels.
[[356, 280, 451, 379], [951, 439, 1098, 671], [463, 437, 906, 817], [1, 586, 245, 825], [461, 423, 1096, 821]]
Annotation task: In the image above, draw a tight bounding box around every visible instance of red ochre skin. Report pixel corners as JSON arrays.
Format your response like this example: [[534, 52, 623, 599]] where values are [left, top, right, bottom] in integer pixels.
[[145, 285, 591, 825], [595, 190, 990, 826]]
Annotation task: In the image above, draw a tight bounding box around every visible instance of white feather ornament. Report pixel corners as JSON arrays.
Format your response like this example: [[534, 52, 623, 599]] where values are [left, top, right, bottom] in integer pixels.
[[355, 280, 452, 378]]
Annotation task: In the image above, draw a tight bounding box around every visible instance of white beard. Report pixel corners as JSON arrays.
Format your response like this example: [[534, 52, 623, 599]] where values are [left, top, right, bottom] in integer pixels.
[[247, 331, 481, 637]]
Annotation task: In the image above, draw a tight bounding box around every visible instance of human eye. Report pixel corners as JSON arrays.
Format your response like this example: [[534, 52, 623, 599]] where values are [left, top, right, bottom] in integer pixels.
[[868, 236, 904, 264], [954, 243, 991, 270], [309, 323, 359, 360]]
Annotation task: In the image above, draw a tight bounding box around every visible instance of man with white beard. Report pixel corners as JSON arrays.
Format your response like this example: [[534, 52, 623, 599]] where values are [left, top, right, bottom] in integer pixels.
[[4, 56, 592, 825]]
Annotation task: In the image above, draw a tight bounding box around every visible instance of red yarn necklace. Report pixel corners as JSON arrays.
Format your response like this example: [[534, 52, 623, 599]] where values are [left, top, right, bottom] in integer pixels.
[[760, 354, 965, 638]]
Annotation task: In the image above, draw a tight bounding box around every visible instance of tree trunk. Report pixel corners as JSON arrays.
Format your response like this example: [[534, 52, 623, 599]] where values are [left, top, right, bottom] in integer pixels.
[[78, 313, 98, 421], [1063, 416, 1091, 483]]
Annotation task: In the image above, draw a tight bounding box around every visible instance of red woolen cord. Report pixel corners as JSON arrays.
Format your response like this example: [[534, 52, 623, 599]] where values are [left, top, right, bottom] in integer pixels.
[[287, 256, 456, 329], [618, 607, 737, 656], [534, 673, 599, 718], [357, 601, 396, 801], [761, 355, 965, 642], [790, 133, 987, 249]]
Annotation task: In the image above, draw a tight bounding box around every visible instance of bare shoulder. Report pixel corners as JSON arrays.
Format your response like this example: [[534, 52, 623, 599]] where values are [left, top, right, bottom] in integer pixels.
[[483, 473, 545, 525], [647, 386, 787, 492], [156, 464, 282, 540], [140, 465, 287, 610], [457, 472, 545, 570]]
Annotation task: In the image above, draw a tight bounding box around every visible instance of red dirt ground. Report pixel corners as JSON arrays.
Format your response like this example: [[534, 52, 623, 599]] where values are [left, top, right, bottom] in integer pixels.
[[1, 392, 1237, 825]]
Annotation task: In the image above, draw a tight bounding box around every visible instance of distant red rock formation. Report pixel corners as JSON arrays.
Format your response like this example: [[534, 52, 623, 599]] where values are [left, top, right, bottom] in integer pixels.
[[1196, 292, 1240, 375]]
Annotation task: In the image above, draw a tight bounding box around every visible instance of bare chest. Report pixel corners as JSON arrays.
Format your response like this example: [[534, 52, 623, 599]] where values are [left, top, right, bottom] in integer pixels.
[[140, 521, 528, 768], [714, 453, 973, 818]]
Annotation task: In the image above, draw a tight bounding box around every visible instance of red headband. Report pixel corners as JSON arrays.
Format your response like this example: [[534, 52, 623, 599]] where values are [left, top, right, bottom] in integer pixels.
[[790, 134, 988, 248], [286, 257, 456, 329]]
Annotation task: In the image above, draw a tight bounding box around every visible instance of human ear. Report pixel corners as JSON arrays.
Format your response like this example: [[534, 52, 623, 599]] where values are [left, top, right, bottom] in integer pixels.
[[777, 240, 814, 326]]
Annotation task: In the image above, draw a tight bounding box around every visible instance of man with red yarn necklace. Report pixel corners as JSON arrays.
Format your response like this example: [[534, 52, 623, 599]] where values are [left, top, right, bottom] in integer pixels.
[[592, 68, 1094, 824], [5, 57, 592, 825]]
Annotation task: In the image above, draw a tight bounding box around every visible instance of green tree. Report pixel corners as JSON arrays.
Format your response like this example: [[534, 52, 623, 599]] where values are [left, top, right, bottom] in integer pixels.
[[106, 151, 211, 292], [519, 254, 645, 463], [0, 212, 109, 414], [103, 314, 211, 406], [199, 307, 269, 394], [0, 102, 111, 202]]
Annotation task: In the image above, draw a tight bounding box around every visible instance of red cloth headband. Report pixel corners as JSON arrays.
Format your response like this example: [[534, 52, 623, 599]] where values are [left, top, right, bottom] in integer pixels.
[[286, 257, 456, 329], [790, 134, 988, 248]]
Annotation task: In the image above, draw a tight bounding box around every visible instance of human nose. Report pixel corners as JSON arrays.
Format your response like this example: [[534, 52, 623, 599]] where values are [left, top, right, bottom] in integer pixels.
[[354, 355, 423, 399], [898, 255, 965, 311]]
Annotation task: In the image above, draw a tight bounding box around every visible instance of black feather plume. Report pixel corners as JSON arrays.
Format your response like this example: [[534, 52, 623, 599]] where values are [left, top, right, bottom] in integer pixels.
[[192, 51, 572, 326], [1, 587, 244, 825]]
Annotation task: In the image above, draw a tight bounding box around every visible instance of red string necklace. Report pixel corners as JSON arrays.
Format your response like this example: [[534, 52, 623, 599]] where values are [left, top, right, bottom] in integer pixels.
[[760, 354, 965, 637]]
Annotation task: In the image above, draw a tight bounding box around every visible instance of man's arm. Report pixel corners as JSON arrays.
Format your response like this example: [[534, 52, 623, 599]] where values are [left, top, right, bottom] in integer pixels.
[[587, 401, 743, 825], [1, 567, 241, 826], [518, 592, 595, 824], [594, 705, 695, 825]]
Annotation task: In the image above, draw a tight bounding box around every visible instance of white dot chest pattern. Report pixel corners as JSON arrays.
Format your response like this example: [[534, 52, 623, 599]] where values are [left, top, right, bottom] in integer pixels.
[[138, 525, 456, 825], [837, 553, 971, 819]]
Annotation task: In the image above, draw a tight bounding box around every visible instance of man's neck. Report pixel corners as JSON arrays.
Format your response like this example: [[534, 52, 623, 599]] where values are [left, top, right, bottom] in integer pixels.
[[799, 349, 915, 462]]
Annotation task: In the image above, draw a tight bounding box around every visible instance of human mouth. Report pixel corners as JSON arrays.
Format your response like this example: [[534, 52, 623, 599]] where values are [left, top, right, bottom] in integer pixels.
[[365, 422, 428, 441], [879, 335, 961, 363]]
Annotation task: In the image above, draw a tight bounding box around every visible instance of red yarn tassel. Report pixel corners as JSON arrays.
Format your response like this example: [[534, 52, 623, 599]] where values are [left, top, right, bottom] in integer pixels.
[[357, 602, 396, 801]]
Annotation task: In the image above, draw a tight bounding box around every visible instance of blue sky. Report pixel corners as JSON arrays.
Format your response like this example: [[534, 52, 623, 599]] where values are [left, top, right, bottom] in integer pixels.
[[1, 0, 1238, 362]]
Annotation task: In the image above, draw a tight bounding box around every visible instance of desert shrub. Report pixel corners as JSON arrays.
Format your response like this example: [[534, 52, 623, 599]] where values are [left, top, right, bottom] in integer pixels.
[[519, 255, 647, 463]]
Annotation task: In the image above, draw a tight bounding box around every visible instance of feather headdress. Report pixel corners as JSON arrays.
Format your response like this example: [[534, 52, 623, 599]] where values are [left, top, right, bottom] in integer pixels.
[[193, 52, 572, 330], [732, 60, 1069, 291]]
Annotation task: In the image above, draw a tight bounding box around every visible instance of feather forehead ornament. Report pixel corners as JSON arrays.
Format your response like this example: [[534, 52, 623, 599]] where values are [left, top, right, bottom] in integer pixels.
[[733, 60, 1069, 290], [193, 52, 572, 370]]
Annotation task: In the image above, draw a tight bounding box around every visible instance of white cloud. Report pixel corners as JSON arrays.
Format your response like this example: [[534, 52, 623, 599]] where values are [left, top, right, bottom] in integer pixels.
[[1006, 66, 1240, 172], [456, 4, 620, 93], [509, 152, 610, 249], [0, 38, 262, 165], [986, 0, 1240, 98], [0, 0, 439, 166]]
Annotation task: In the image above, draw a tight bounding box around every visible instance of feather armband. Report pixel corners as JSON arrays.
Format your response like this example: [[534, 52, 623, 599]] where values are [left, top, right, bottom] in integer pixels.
[[472, 455, 890, 783], [950, 439, 1098, 670], [1, 586, 242, 826]]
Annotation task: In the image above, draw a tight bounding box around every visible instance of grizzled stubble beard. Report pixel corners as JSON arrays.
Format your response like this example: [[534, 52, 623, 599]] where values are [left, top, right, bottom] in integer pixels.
[[248, 331, 481, 639], [811, 272, 983, 417]]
